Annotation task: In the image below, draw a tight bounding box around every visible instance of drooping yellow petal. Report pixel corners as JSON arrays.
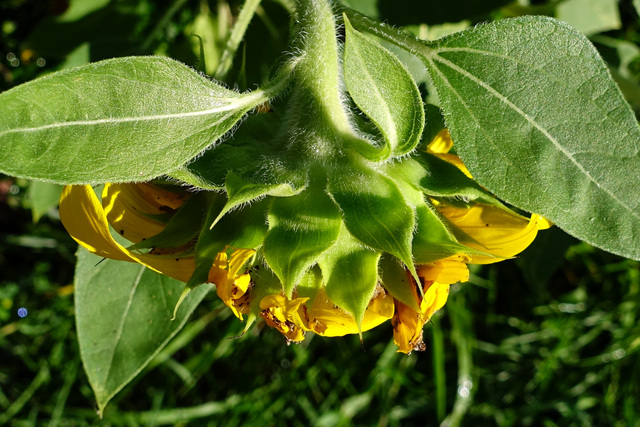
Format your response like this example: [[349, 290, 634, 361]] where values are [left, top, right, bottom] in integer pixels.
[[392, 259, 454, 354], [436, 201, 545, 264], [60, 185, 133, 262], [307, 288, 394, 337], [259, 294, 310, 342], [102, 183, 179, 244], [392, 299, 423, 354], [420, 281, 450, 321], [392, 280, 450, 354], [60, 185, 196, 282], [417, 256, 470, 285], [208, 252, 229, 285]]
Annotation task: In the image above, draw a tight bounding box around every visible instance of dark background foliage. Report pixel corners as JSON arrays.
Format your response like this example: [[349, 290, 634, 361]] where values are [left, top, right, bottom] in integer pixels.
[[1, 0, 639, 425]]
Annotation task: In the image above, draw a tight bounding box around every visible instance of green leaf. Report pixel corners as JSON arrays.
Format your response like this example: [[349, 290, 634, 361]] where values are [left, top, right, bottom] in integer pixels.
[[319, 226, 381, 329], [420, 16, 640, 261], [26, 181, 63, 222], [412, 152, 502, 207], [383, 158, 475, 263], [263, 184, 342, 297], [74, 249, 212, 414], [328, 164, 417, 273], [412, 205, 472, 264], [343, 15, 424, 157], [0, 56, 267, 184]]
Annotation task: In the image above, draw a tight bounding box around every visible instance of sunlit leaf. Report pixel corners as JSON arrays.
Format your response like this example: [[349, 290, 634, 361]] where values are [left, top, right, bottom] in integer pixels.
[[319, 226, 381, 329], [328, 165, 416, 272], [420, 16, 640, 260], [0, 56, 267, 184]]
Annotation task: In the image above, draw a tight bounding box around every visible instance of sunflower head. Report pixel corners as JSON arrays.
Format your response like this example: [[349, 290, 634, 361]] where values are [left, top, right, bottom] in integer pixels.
[[60, 126, 549, 353]]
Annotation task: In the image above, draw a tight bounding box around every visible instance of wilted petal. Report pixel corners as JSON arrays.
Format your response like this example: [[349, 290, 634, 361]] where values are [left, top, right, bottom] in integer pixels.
[[60, 185, 196, 282], [102, 183, 187, 243], [259, 294, 310, 342], [392, 259, 454, 354], [213, 248, 256, 320]]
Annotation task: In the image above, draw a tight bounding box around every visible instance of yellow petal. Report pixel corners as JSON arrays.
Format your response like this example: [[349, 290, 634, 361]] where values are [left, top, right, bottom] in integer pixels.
[[392, 261, 454, 354], [208, 252, 229, 285], [60, 185, 132, 262], [308, 288, 394, 337], [533, 214, 553, 230], [426, 129, 472, 178], [392, 299, 423, 354], [227, 248, 256, 277], [259, 294, 310, 342], [102, 183, 170, 244], [427, 129, 454, 154], [392, 281, 450, 354], [418, 256, 470, 285], [420, 281, 450, 321], [60, 185, 196, 282], [210, 249, 256, 320], [436, 202, 541, 264]]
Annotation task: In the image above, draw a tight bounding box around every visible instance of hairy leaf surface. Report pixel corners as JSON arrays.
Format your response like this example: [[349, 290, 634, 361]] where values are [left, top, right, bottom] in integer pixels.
[[0, 56, 266, 184], [421, 17, 640, 260], [343, 15, 424, 157]]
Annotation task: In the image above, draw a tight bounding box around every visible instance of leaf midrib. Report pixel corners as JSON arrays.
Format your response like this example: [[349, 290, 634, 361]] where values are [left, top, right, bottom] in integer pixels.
[[101, 265, 145, 394], [0, 98, 256, 139]]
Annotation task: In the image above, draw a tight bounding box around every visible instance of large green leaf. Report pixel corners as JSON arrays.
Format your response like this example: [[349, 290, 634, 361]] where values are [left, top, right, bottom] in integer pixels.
[[420, 16, 640, 261], [74, 249, 212, 414], [0, 56, 267, 184], [343, 15, 424, 157]]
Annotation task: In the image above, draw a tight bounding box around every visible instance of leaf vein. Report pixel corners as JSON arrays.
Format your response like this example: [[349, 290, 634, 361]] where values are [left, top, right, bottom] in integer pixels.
[[431, 54, 640, 220]]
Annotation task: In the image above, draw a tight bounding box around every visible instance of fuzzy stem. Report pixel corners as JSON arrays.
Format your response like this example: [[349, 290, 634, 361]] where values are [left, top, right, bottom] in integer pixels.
[[290, 0, 353, 136]]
